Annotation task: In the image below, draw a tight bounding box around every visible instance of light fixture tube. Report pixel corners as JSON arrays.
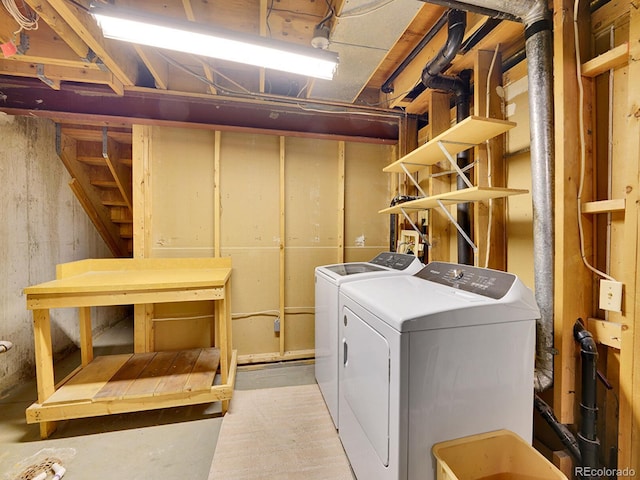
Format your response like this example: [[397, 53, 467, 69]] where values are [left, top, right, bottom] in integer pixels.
[[90, 4, 338, 80]]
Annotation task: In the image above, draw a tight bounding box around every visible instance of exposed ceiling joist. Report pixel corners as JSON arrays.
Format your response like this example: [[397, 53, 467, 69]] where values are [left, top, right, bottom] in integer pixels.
[[44, 0, 138, 88]]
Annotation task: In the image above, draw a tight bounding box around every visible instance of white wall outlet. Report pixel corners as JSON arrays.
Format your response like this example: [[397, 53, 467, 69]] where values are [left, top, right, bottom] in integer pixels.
[[599, 280, 623, 312]]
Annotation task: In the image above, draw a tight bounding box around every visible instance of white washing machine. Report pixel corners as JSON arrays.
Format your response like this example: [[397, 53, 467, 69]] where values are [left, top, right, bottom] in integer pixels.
[[338, 261, 540, 480], [315, 252, 423, 428]]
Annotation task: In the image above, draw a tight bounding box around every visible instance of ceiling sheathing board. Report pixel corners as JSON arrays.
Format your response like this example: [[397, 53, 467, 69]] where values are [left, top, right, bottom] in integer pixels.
[[309, 0, 424, 103]]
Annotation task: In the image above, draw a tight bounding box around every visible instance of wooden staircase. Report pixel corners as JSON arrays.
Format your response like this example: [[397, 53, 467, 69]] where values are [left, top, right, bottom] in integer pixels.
[[56, 124, 133, 257]]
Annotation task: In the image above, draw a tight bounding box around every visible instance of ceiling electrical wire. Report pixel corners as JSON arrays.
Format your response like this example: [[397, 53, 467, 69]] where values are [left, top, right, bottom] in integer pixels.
[[2, 0, 38, 35], [573, 0, 616, 282]]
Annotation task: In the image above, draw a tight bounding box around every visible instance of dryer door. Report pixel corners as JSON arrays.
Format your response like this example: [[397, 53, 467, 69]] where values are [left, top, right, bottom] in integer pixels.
[[341, 305, 390, 466]]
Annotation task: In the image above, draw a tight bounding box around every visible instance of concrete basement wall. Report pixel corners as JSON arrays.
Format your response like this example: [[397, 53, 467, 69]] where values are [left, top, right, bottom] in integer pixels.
[[0, 115, 128, 395]]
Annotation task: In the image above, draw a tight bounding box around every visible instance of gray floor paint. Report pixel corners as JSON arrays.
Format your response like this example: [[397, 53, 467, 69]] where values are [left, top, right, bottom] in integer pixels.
[[0, 318, 316, 479]]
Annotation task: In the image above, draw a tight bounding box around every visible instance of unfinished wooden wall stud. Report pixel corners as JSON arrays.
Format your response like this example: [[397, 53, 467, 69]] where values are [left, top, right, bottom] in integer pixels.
[[133, 124, 395, 364]]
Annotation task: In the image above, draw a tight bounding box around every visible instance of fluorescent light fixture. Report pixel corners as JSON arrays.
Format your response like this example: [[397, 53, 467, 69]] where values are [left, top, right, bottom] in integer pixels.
[[90, 4, 338, 80]]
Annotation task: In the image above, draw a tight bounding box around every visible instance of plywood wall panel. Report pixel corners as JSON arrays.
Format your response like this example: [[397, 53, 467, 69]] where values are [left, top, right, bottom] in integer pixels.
[[219, 132, 280, 247], [136, 125, 394, 360], [345, 142, 393, 253], [284, 137, 340, 248], [150, 127, 216, 257], [503, 71, 535, 290], [284, 247, 323, 352]]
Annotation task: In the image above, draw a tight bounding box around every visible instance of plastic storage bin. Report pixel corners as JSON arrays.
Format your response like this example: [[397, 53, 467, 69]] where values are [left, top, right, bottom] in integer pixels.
[[432, 430, 569, 480]]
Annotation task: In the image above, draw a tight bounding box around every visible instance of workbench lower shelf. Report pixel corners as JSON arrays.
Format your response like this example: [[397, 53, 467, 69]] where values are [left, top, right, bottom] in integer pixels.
[[26, 348, 237, 425]]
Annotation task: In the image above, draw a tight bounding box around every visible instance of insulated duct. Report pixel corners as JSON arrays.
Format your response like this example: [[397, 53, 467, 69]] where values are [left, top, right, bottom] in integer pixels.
[[419, 0, 555, 390]]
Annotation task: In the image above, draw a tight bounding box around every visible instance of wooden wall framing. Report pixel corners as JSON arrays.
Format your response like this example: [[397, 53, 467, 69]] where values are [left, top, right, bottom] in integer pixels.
[[132, 126, 393, 364], [553, 0, 640, 471]]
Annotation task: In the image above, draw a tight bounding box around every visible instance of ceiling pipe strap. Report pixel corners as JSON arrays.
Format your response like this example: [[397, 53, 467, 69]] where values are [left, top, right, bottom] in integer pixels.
[[524, 18, 553, 39]]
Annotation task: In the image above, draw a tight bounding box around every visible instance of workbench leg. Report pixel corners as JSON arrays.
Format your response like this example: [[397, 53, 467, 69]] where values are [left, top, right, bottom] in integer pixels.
[[134, 304, 154, 353], [216, 281, 232, 415], [79, 306, 93, 366], [32, 309, 57, 438]]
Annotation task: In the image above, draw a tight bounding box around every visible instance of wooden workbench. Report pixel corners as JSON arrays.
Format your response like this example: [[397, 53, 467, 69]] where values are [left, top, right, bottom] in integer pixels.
[[23, 257, 236, 439]]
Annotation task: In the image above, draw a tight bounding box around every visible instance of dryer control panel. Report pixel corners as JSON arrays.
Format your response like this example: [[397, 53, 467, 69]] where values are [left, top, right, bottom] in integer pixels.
[[370, 252, 420, 271], [416, 261, 517, 299]]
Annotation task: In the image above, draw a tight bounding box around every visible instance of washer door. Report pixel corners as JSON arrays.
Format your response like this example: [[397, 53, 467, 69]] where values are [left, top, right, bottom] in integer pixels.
[[341, 305, 390, 466]]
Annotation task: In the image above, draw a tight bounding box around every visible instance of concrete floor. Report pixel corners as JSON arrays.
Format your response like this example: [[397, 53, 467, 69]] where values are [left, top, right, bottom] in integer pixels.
[[0, 318, 316, 480]]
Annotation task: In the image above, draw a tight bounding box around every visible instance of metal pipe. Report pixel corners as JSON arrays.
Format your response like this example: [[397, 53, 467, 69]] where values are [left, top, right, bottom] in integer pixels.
[[574, 321, 600, 479], [421, 0, 556, 391], [525, 19, 555, 392]]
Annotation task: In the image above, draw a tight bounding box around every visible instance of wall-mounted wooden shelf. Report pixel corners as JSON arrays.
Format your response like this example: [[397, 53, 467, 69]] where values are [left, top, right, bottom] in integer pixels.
[[379, 186, 528, 215], [383, 116, 516, 174], [582, 199, 626, 214], [581, 42, 629, 78]]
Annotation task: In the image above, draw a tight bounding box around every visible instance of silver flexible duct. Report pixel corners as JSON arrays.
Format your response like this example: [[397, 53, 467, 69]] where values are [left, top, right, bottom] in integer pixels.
[[420, 0, 555, 391]]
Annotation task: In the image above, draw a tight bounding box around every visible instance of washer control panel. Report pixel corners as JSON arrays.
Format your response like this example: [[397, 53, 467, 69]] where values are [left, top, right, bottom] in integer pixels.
[[415, 261, 517, 299], [370, 252, 420, 271]]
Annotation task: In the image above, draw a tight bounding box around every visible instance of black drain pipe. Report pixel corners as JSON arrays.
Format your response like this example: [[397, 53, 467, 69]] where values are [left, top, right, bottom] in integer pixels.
[[381, 11, 449, 94], [534, 394, 582, 463], [574, 320, 600, 479], [420, 9, 473, 265]]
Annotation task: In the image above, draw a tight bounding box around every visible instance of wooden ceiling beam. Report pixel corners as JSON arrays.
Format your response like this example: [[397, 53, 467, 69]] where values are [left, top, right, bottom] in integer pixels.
[[182, 0, 217, 95], [134, 45, 169, 90], [0, 59, 121, 91], [24, 0, 93, 62], [43, 0, 138, 88]]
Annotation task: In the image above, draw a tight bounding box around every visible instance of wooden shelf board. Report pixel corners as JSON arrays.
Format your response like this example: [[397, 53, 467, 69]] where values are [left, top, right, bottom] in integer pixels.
[[383, 116, 516, 174], [379, 186, 529, 214], [43, 348, 220, 406], [587, 317, 624, 350], [43, 354, 132, 405], [582, 198, 625, 214], [26, 350, 237, 424], [581, 42, 628, 77]]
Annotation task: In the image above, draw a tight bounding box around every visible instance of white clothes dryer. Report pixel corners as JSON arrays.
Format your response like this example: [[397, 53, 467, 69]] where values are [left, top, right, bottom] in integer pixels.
[[338, 261, 540, 480], [315, 252, 423, 428]]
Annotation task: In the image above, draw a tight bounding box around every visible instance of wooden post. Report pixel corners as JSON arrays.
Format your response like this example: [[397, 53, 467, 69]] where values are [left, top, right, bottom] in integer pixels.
[[474, 48, 506, 270], [337, 141, 345, 263], [79, 306, 93, 366], [32, 309, 57, 437], [279, 136, 286, 357], [132, 125, 154, 353], [618, 2, 640, 473], [552, 0, 592, 424], [214, 131, 222, 258], [427, 90, 452, 262]]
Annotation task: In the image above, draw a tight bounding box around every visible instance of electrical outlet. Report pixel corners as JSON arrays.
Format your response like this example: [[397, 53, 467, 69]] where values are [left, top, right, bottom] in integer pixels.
[[599, 280, 623, 312]]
